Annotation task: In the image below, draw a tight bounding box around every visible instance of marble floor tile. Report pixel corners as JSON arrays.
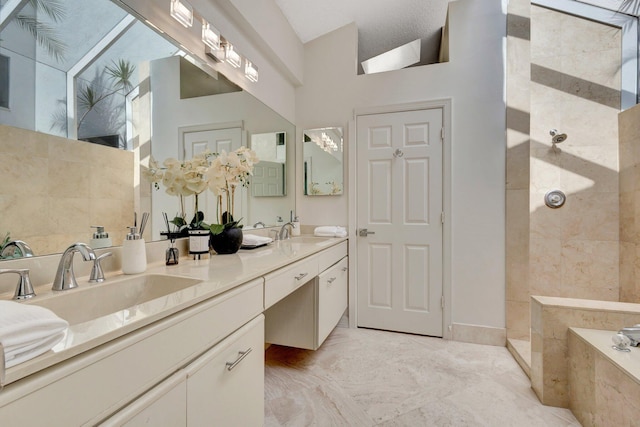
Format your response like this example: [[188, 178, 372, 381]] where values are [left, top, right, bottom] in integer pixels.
[[265, 327, 580, 426]]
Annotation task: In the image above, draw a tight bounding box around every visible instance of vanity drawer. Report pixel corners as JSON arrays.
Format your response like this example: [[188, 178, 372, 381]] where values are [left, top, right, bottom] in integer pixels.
[[264, 256, 319, 309], [317, 257, 348, 346], [317, 241, 348, 273]]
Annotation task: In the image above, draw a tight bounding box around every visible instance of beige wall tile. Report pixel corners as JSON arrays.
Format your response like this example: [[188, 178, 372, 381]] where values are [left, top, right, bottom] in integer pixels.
[[507, 300, 530, 340], [567, 331, 596, 427], [0, 126, 134, 255]]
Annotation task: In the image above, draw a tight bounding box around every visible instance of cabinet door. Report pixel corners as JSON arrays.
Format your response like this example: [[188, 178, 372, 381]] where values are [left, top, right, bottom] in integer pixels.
[[317, 257, 348, 346], [99, 371, 187, 427], [186, 315, 264, 427]]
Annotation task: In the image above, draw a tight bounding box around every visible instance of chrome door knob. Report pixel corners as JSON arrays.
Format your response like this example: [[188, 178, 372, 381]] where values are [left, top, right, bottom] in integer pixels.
[[358, 228, 375, 237]]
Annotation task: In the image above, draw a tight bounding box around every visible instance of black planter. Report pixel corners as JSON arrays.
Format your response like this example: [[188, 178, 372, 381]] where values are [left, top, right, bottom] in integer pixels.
[[210, 228, 243, 254]]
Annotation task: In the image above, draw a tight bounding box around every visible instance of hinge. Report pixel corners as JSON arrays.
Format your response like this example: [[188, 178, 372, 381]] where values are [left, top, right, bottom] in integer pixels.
[[441, 127, 444, 142], [441, 212, 445, 224], [441, 295, 445, 309]]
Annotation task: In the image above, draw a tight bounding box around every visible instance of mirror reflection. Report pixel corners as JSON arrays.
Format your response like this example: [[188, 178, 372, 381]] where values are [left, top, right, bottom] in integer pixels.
[[251, 132, 286, 197], [303, 127, 344, 196], [0, 0, 295, 259]]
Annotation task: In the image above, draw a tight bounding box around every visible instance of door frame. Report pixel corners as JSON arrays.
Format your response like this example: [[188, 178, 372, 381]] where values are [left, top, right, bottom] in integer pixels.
[[348, 99, 453, 339]]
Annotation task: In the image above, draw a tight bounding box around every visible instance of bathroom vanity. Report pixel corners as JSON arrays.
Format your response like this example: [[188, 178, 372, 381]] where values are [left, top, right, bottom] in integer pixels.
[[0, 237, 348, 426]]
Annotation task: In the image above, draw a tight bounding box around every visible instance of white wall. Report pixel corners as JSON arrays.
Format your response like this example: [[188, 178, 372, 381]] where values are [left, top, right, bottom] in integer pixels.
[[296, 0, 507, 330]]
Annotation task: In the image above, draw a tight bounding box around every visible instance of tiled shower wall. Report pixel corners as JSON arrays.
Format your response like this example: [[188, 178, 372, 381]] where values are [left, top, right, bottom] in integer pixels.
[[506, 0, 531, 340], [619, 104, 640, 302], [0, 125, 134, 255], [507, 4, 622, 339]]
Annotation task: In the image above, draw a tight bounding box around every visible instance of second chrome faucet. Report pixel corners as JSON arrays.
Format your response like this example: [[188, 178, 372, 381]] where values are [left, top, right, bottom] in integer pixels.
[[52, 243, 96, 291]]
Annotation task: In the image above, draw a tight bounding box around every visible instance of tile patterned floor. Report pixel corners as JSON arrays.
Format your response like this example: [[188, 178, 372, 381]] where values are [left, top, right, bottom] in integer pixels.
[[265, 327, 580, 426]]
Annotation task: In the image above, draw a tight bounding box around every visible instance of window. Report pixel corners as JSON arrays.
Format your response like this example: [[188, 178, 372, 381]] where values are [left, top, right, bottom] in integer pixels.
[[0, 54, 9, 109]]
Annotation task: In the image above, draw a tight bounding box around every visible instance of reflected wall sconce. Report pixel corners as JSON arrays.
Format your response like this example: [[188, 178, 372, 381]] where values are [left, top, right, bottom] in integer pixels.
[[201, 20, 220, 50], [170, 0, 193, 28], [244, 60, 258, 82], [225, 43, 242, 68]]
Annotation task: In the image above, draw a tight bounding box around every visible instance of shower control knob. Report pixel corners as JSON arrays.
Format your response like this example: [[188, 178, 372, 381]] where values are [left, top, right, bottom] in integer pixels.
[[544, 190, 566, 209]]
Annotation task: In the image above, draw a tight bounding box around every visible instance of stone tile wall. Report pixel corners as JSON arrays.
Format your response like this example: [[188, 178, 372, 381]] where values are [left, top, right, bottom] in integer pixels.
[[0, 125, 134, 255], [531, 296, 640, 407], [568, 328, 640, 426]]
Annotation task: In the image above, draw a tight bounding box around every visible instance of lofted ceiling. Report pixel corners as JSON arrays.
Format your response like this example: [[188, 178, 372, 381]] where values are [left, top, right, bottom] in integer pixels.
[[273, 0, 451, 72]]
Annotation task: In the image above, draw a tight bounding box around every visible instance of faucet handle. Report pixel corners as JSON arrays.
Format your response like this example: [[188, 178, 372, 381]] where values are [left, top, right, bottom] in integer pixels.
[[89, 252, 112, 283], [0, 269, 35, 300], [269, 229, 280, 241]]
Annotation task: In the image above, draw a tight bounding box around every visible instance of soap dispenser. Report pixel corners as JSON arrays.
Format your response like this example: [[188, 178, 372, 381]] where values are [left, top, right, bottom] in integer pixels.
[[122, 226, 146, 274], [90, 226, 112, 249], [292, 216, 300, 236]]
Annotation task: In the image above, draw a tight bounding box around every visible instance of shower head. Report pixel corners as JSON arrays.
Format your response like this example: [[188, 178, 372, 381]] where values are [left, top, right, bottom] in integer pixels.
[[550, 129, 567, 144]]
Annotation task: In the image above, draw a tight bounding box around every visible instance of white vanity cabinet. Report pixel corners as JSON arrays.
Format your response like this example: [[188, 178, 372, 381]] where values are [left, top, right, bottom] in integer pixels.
[[186, 315, 264, 426], [99, 371, 188, 426], [100, 315, 264, 427], [0, 279, 264, 426], [317, 256, 349, 345], [0, 238, 349, 427], [265, 241, 348, 350]]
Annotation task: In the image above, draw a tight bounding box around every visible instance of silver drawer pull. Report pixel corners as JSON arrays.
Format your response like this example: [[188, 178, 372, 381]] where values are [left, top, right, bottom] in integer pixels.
[[226, 348, 252, 371], [295, 272, 308, 281], [327, 277, 336, 284]]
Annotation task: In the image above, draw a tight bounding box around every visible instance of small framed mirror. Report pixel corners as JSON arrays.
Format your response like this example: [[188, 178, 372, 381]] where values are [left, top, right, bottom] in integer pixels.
[[251, 131, 286, 196], [303, 127, 344, 196]]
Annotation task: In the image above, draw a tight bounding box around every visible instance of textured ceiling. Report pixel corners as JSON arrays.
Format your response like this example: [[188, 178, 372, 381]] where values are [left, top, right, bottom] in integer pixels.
[[274, 0, 450, 71]]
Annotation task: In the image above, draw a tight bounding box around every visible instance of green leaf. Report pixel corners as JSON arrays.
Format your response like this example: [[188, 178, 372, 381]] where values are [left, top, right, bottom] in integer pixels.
[[14, 15, 67, 62], [170, 216, 187, 228], [29, 0, 66, 23], [105, 59, 135, 92], [209, 224, 225, 235]]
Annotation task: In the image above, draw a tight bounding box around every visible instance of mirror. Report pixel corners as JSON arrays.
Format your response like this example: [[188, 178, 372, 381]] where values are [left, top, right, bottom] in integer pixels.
[[303, 127, 344, 196], [0, 0, 294, 258], [251, 132, 286, 197]]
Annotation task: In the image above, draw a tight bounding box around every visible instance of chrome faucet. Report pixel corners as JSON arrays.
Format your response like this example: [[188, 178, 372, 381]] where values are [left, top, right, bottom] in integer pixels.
[[278, 222, 295, 240], [89, 252, 112, 283], [0, 240, 34, 259], [253, 221, 266, 228], [0, 269, 35, 300], [52, 243, 96, 291], [619, 325, 640, 347]]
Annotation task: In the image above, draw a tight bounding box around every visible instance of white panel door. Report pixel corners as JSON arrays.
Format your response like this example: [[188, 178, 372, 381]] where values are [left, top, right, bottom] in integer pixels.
[[356, 108, 443, 336], [182, 128, 244, 223], [252, 160, 284, 196]]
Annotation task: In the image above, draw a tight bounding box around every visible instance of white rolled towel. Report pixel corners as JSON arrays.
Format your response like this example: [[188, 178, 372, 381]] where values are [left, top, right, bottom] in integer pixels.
[[0, 301, 68, 368], [314, 226, 347, 238], [242, 234, 273, 246]]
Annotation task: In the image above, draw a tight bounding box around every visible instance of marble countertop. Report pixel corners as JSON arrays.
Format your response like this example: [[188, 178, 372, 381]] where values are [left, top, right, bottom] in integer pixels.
[[2, 236, 346, 386], [569, 327, 640, 386]]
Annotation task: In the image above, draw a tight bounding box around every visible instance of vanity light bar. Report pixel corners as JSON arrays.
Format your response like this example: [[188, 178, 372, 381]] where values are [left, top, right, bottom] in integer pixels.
[[169, 1, 258, 82], [201, 20, 220, 50], [245, 60, 258, 82], [170, 0, 193, 28], [225, 43, 242, 68]]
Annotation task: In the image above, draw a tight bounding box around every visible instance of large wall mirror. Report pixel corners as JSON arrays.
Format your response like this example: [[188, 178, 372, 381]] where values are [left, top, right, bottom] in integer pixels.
[[0, 0, 295, 259], [303, 127, 344, 196], [250, 131, 286, 197]]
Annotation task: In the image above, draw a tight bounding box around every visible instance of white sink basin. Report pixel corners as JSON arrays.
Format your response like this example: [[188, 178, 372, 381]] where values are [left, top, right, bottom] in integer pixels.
[[26, 274, 202, 325]]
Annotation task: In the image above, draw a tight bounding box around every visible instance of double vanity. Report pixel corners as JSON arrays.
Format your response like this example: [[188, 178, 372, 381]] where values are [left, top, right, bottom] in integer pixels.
[[0, 236, 348, 426]]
